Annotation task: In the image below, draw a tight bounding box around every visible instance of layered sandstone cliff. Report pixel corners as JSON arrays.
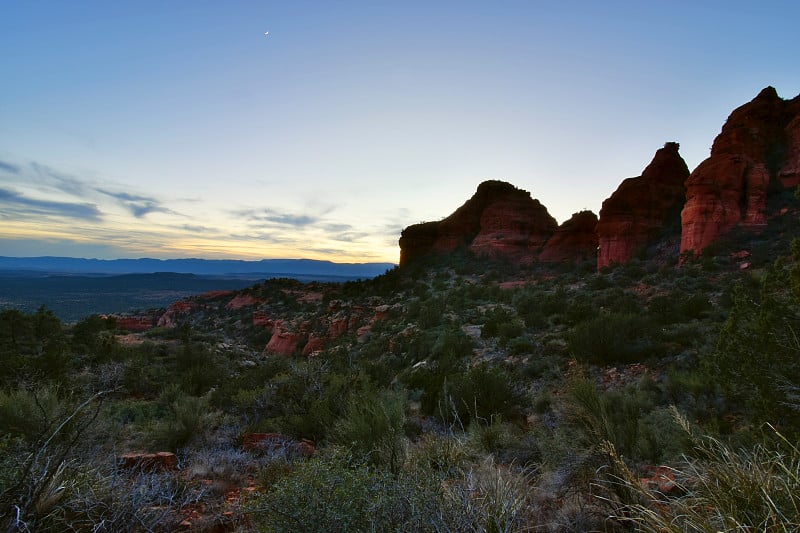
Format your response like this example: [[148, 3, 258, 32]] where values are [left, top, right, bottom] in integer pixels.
[[596, 142, 689, 269], [681, 87, 800, 255]]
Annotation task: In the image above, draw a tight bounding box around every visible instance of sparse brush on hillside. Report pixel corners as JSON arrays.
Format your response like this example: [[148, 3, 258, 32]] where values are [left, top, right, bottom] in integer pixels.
[[3, 232, 800, 530]]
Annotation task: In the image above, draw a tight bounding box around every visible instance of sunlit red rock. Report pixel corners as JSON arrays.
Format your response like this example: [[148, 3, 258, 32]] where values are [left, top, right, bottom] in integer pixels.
[[264, 320, 303, 356], [681, 87, 800, 255], [596, 142, 689, 269]]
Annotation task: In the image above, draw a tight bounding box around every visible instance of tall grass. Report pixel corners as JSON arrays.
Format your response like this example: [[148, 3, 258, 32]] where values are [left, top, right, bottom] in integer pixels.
[[600, 408, 800, 532]]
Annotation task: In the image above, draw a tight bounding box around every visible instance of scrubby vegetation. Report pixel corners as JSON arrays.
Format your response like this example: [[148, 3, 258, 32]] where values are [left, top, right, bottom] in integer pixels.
[[2, 228, 800, 530]]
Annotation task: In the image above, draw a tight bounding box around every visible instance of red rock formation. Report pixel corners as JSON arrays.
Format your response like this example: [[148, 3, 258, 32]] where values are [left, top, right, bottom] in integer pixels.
[[226, 294, 262, 310], [681, 87, 800, 255], [597, 142, 689, 269], [302, 334, 327, 356], [265, 320, 304, 356], [539, 210, 599, 263], [110, 314, 157, 332], [252, 311, 272, 328], [157, 300, 200, 328], [399, 180, 558, 266]]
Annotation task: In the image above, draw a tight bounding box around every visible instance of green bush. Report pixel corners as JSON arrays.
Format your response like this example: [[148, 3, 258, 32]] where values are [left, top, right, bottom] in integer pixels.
[[332, 388, 407, 474], [568, 312, 657, 364], [566, 379, 669, 461], [442, 364, 526, 425], [246, 449, 459, 532], [604, 412, 800, 532], [149, 388, 220, 451]]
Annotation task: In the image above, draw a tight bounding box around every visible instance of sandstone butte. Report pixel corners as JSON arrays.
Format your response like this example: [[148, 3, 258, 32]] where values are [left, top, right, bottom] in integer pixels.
[[398, 180, 597, 267], [681, 86, 800, 256], [400, 87, 800, 269], [596, 142, 689, 269]]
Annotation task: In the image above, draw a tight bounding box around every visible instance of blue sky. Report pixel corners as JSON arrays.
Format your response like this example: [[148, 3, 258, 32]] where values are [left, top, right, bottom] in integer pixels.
[[1, 1, 798, 263]]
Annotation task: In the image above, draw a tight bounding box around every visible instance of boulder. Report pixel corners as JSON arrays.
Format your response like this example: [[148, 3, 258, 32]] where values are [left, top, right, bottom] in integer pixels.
[[119, 452, 177, 472]]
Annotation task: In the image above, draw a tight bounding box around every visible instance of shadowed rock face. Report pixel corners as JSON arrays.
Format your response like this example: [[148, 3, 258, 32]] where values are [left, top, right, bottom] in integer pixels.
[[596, 142, 690, 269], [539, 210, 599, 263], [399, 180, 558, 266], [681, 87, 800, 256]]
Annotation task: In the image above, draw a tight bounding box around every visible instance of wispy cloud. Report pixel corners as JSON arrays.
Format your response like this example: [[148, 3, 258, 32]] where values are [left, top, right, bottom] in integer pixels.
[[0, 160, 20, 174], [0, 187, 102, 220], [98, 189, 175, 218], [233, 207, 319, 228], [181, 224, 214, 233], [29, 162, 91, 197]]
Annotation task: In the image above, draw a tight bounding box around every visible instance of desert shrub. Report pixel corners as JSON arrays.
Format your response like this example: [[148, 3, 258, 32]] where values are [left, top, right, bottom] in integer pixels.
[[0, 389, 114, 531], [507, 335, 535, 355], [246, 449, 460, 532], [211, 356, 292, 410], [417, 295, 445, 329], [540, 286, 569, 316], [0, 386, 65, 443], [184, 446, 254, 495], [637, 407, 690, 463], [603, 411, 800, 532], [566, 379, 662, 461], [175, 336, 224, 395], [522, 354, 564, 380], [481, 307, 523, 340], [442, 364, 526, 425], [402, 328, 473, 418], [444, 458, 537, 533], [71, 313, 118, 359], [252, 361, 354, 442], [563, 298, 595, 326], [332, 388, 408, 474], [408, 432, 468, 476], [705, 268, 800, 428], [149, 387, 220, 451], [431, 327, 473, 362], [511, 287, 549, 328], [568, 312, 656, 364], [0, 308, 69, 381]]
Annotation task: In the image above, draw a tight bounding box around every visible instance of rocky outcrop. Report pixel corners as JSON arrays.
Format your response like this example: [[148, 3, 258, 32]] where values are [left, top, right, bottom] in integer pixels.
[[596, 142, 690, 269], [226, 294, 262, 310], [109, 313, 158, 332], [119, 452, 177, 472], [399, 180, 558, 266], [157, 300, 199, 328], [265, 320, 304, 356], [681, 87, 800, 255], [539, 210, 599, 263]]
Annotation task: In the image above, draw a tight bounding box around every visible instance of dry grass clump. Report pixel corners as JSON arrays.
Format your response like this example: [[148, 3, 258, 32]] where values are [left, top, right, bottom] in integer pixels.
[[599, 408, 800, 532]]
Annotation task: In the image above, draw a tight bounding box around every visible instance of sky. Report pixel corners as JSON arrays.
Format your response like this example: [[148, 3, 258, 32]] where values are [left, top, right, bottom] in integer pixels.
[[1, 1, 799, 264]]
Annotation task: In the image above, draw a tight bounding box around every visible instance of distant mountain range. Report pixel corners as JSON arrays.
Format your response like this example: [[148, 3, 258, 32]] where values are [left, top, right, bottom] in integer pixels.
[[0, 256, 396, 279]]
